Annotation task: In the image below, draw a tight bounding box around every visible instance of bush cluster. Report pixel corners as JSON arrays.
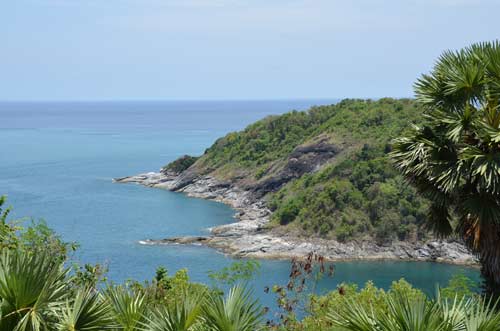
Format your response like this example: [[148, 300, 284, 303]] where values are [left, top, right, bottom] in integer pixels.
[[270, 145, 429, 242]]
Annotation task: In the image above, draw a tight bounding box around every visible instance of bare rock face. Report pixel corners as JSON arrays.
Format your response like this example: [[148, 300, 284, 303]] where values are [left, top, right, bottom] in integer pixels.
[[284, 140, 340, 177], [249, 140, 341, 198], [118, 137, 342, 201]]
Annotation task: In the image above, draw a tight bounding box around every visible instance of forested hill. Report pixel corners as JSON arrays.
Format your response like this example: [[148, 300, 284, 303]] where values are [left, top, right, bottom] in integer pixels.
[[164, 98, 430, 243]]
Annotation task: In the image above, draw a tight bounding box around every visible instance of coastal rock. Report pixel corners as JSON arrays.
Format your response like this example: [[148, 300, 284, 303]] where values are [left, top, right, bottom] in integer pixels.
[[139, 236, 209, 245], [115, 171, 478, 266]]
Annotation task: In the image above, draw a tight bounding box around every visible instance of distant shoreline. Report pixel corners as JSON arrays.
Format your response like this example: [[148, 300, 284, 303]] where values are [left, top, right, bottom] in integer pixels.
[[114, 171, 478, 267]]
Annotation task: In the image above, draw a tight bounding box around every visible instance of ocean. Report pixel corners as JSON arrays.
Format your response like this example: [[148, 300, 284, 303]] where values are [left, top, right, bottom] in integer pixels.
[[0, 99, 478, 305]]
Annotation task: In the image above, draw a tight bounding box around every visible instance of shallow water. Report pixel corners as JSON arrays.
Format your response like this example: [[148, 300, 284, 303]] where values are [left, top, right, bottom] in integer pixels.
[[0, 100, 479, 306]]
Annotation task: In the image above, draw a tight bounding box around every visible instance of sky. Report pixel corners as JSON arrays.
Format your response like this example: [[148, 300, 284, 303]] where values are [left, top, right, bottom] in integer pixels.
[[1, 0, 499, 101]]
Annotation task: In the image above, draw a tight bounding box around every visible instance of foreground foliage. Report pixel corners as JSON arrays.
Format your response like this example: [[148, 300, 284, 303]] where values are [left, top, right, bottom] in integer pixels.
[[0, 249, 263, 331], [328, 293, 500, 331], [0, 196, 495, 331], [0, 196, 265, 331]]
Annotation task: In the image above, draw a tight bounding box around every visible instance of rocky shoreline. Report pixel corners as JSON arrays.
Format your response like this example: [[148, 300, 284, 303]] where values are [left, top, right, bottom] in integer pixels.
[[114, 171, 478, 266]]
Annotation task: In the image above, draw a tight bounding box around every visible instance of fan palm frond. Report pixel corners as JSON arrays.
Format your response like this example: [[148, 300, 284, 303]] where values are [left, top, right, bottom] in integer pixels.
[[462, 297, 500, 331], [203, 285, 264, 331], [327, 298, 380, 331], [142, 288, 205, 331], [378, 294, 444, 331], [106, 285, 148, 331], [57, 288, 116, 331], [0, 249, 69, 331]]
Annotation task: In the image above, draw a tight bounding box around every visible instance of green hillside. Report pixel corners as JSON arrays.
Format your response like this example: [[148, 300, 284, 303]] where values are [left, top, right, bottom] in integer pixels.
[[268, 145, 429, 242], [166, 98, 429, 243]]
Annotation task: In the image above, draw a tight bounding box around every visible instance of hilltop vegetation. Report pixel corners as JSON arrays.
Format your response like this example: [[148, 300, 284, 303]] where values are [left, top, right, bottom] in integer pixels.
[[163, 154, 199, 173], [167, 98, 430, 243], [194, 98, 421, 174]]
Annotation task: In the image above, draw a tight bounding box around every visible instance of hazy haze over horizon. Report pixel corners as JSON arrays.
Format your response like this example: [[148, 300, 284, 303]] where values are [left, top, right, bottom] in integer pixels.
[[2, 0, 499, 101]]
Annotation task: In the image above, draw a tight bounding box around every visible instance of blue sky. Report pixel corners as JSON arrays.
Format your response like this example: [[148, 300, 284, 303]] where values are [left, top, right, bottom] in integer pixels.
[[1, 0, 499, 101]]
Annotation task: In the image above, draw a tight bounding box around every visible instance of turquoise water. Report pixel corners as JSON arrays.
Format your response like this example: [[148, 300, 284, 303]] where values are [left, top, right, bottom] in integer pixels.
[[0, 100, 479, 303]]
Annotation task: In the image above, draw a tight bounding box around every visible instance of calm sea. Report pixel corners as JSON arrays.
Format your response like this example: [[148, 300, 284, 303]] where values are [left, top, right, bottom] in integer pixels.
[[0, 100, 478, 303]]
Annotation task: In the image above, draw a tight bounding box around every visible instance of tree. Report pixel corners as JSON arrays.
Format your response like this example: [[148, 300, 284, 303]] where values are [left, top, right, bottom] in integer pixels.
[[391, 41, 500, 297]]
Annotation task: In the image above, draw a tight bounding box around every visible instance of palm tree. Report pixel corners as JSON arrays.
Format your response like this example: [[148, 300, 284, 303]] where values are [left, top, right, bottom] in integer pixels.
[[142, 288, 205, 331], [328, 294, 444, 331], [106, 286, 148, 331], [203, 285, 264, 331], [391, 41, 500, 297], [0, 249, 69, 331], [57, 288, 117, 331], [462, 298, 500, 330], [328, 292, 500, 331]]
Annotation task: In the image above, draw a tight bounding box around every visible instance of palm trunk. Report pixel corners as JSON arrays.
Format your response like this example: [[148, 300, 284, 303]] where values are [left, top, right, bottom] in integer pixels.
[[480, 255, 500, 301], [476, 224, 500, 301]]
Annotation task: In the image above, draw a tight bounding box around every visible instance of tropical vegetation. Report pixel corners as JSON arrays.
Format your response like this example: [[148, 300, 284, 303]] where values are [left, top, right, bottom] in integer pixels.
[[268, 143, 429, 242], [391, 41, 500, 297], [163, 155, 199, 174]]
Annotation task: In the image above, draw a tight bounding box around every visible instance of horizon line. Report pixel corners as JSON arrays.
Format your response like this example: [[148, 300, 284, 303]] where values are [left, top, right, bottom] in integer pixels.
[[0, 96, 413, 103]]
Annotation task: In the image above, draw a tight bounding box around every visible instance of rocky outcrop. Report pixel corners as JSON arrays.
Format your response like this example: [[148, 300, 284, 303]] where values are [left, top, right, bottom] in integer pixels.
[[248, 139, 341, 198], [114, 172, 478, 266], [141, 234, 475, 264]]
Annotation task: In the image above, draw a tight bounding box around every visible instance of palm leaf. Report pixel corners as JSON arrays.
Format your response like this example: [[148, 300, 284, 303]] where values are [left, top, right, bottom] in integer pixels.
[[462, 297, 500, 331], [106, 285, 148, 331], [141, 288, 205, 331], [327, 298, 380, 331], [57, 288, 117, 331], [0, 249, 69, 331], [203, 285, 264, 331]]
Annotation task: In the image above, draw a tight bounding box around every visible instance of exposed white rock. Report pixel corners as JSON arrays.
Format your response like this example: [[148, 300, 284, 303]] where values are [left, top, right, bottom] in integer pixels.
[[115, 172, 478, 266]]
